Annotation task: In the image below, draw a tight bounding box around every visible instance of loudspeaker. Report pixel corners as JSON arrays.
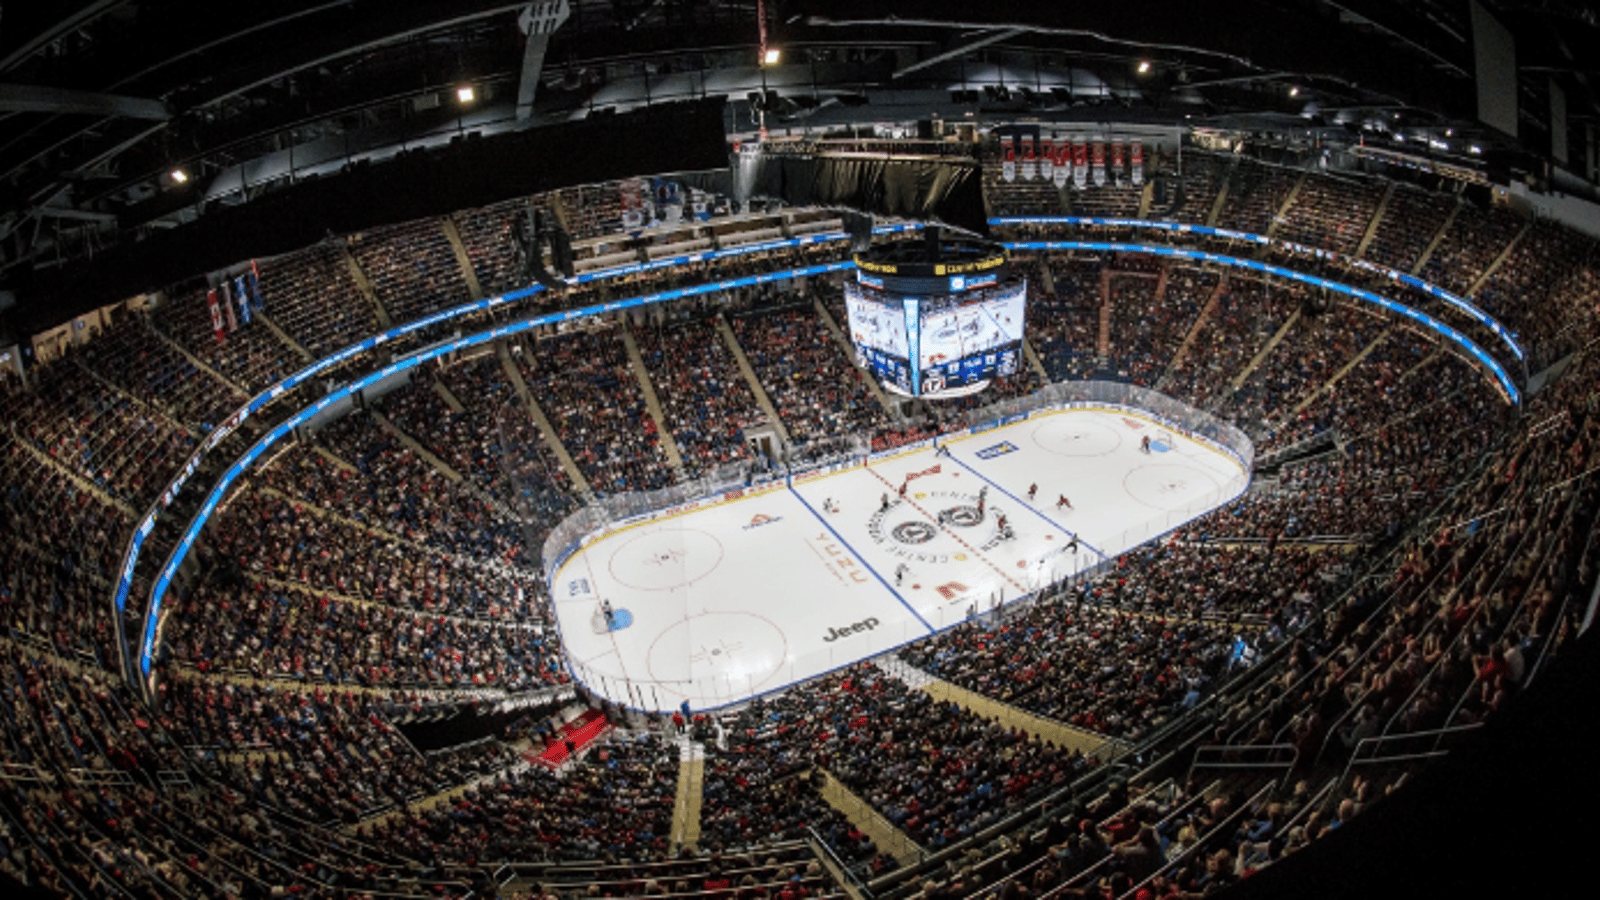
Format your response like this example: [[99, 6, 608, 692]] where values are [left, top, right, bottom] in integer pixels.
[[845, 211, 874, 253], [549, 228, 575, 279], [526, 252, 567, 292]]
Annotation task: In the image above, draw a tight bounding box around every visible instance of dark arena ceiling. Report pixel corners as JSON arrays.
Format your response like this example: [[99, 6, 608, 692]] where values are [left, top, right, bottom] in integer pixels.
[[0, 0, 1597, 327], [1, 4, 1600, 899]]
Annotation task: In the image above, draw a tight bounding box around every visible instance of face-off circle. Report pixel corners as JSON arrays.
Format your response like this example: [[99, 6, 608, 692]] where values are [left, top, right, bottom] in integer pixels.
[[1032, 415, 1122, 457], [646, 611, 787, 694], [1124, 463, 1225, 511], [891, 521, 938, 544], [608, 527, 724, 590]]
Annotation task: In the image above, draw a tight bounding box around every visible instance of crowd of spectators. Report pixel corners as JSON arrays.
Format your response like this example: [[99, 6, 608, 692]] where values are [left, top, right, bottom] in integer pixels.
[[711, 666, 1088, 852], [347, 219, 474, 327], [1221, 299, 1389, 443], [1273, 173, 1383, 256], [728, 282, 893, 451], [75, 312, 248, 433], [0, 443, 129, 665], [1, 155, 1599, 900], [364, 727, 678, 865], [1, 348, 197, 511], [635, 308, 767, 476], [1105, 265, 1211, 387], [902, 602, 1239, 743], [1157, 276, 1299, 411], [515, 325, 677, 496], [253, 242, 382, 360], [155, 283, 299, 397]]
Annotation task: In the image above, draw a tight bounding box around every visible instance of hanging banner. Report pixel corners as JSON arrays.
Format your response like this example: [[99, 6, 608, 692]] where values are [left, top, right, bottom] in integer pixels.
[[249, 260, 265, 312], [1131, 140, 1146, 187], [221, 279, 238, 333], [207, 289, 225, 342], [1073, 141, 1089, 188], [235, 275, 252, 326], [1111, 141, 1125, 186], [619, 177, 648, 233], [1020, 140, 1037, 181], [1001, 136, 1016, 182], [1039, 140, 1054, 183], [1054, 139, 1070, 187], [1091, 140, 1107, 187]]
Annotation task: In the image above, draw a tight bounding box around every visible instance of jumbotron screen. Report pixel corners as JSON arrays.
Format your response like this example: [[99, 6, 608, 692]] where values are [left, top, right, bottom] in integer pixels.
[[844, 277, 1027, 398]]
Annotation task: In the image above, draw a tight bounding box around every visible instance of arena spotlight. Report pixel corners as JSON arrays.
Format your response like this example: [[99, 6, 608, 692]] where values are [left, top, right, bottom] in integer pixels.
[[1137, 60, 1151, 74], [169, 168, 188, 184], [457, 85, 476, 103], [1288, 86, 1300, 97], [764, 48, 781, 65]]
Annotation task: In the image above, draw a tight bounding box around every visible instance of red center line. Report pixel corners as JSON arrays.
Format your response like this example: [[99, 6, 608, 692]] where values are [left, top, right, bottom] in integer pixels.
[[863, 464, 1029, 595]]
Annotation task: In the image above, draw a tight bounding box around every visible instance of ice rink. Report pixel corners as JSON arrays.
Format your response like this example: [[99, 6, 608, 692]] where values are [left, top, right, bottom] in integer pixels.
[[550, 407, 1249, 711]]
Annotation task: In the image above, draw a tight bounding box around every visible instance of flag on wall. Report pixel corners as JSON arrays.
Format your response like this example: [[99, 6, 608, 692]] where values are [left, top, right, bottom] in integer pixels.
[[249, 260, 265, 312], [1001, 136, 1016, 182], [1072, 141, 1088, 188], [221, 280, 238, 333], [1091, 140, 1107, 187], [1131, 140, 1145, 186], [1111, 141, 1125, 185], [1039, 140, 1054, 183], [234, 275, 252, 325], [1054, 140, 1070, 187], [1020, 140, 1037, 181], [207, 289, 224, 342]]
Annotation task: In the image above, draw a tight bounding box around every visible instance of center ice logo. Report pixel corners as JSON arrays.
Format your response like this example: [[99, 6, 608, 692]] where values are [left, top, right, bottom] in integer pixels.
[[742, 513, 783, 530]]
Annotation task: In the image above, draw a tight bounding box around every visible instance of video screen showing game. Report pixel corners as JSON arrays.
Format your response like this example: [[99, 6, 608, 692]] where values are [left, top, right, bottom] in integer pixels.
[[844, 280, 914, 393], [914, 282, 1027, 395], [844, 276, 1028, 398]]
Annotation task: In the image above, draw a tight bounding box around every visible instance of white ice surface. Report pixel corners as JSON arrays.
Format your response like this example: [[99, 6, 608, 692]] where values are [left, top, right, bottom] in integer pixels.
[[551, 408, 1247, 711]]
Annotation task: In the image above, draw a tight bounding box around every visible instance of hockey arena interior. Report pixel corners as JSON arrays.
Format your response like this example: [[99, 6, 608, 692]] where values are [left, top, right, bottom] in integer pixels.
[[0, 2, 1597, 899]]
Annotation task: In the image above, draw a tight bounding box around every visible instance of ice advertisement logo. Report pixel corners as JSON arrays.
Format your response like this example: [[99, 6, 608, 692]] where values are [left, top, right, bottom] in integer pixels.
[[975, 441, 1020, 460]]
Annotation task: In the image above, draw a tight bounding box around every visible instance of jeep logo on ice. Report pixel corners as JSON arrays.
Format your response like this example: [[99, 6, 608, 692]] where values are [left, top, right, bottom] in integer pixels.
[[822, 617, 880, 642]]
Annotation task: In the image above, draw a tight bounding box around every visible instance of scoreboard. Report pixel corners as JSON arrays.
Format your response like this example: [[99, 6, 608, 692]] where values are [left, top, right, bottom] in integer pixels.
[[844, 236, 1027, 398]]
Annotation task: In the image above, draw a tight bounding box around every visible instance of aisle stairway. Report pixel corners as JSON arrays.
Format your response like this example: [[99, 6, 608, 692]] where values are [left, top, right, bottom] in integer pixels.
[[620, 321, 686, 472], [671, 736, 705, 850], [814, 768, 925, 867], [498, 340, 593, 497], [1159, 272, 1228, 387], [714, 314, 792, 444], [875, 655, 1115, 756]]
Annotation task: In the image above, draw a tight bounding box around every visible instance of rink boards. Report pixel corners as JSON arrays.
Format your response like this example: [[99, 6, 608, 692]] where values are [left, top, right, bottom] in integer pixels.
[[548, 404, 1249, 711]]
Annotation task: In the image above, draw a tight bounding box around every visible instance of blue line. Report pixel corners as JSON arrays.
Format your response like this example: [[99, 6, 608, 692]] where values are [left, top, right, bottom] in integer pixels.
[[787, 485, 936, 633], [942, 451, 1109, 562]]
